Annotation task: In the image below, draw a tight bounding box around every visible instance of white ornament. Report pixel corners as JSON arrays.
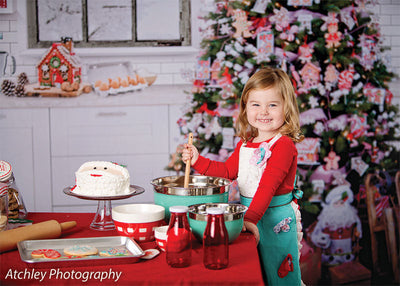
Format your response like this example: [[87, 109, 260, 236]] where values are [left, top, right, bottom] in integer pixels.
[[340, 9, 355, 30], [219, 23, 232, 35], [309, 179, 325, 202], [314, 121, 325, 135], [351, 157, 369, 176], [308, 96, 319, 108], [251, 0, 270, 14], [221, 127, 236, 150], [297, 13, 313, 34]]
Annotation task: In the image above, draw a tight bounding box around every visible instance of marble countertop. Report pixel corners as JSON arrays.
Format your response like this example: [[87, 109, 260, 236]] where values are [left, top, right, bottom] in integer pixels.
[[0, 84, 192, 109]]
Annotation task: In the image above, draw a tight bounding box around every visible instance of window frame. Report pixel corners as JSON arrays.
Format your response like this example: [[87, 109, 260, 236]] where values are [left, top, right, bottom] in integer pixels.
[[27, 0, 191, 49]]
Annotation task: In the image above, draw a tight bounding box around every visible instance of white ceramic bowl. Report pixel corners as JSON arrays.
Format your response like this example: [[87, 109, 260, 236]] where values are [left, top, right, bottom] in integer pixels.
[[154, 225, 169, 251], [112, 204, 166, 242]]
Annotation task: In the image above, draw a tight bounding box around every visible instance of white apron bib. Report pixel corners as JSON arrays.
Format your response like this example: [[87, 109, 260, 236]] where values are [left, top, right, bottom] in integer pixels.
[[237, 133, 282, 197]]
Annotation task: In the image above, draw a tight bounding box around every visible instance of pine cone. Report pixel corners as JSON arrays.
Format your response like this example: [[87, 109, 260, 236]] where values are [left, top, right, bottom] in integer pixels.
[[17, 72, 29, 86], [14, 84, 25, 97], [1, 79, 16, 96]]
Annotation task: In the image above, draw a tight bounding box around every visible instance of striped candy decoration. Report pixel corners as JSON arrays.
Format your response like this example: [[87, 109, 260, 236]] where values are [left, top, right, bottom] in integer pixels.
[[0, 183, 8, 196], [375, 195, 390, 218]]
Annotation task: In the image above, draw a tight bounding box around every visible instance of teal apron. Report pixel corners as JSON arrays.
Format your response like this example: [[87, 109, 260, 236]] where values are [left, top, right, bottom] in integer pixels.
[[237, 135, 303, 285], [241, 192, 302, 285]]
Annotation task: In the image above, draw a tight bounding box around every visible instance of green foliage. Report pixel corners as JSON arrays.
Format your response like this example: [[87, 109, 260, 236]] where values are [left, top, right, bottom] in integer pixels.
[[170, 0, 400, 218]]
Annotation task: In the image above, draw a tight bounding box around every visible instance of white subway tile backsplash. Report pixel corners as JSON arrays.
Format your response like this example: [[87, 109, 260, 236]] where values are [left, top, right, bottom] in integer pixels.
[[153, 73, 174, 85], [381, 26, 400, 37], [9, 20, 17, 32], [161, 62, 185, 74], [173, 73, 190, 85], [380, 4, 400, 15], [134, 63, 161, 74], [378, 15, 391, 25], [391, 36, 400, 46], [1, 31, 18, 42], [0, 20, 10, 31], [392, 15, 400, 25], [0, 43, 10, 52]]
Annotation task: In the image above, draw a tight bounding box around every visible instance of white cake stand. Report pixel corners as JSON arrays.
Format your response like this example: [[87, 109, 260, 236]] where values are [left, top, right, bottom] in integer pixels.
[[63, 185, 145, 231]]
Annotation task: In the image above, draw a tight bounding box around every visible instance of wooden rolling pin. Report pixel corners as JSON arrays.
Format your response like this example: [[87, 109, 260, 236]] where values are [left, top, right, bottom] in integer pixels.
[[184, 133, 194, 189], [0, 219, 77, 253]]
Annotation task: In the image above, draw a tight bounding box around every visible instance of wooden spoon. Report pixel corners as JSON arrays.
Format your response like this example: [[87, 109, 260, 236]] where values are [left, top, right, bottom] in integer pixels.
[[184, 133, 194, 188]]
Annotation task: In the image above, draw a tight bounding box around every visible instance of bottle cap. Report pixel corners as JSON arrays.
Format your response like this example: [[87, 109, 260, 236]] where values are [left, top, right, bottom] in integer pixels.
[[0, 161, 12, 181], [169, 206, 188, 213], [206, 207, 225, 215]]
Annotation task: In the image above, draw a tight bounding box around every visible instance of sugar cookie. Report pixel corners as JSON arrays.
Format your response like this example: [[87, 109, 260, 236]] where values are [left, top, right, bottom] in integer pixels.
[[31, 249, 61, 259], [64, 245, 98, 256], [99, 246, 131, 257]]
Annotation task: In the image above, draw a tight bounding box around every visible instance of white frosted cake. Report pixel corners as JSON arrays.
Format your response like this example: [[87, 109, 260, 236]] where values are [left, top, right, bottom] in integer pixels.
[[72, 161, 131, 196]]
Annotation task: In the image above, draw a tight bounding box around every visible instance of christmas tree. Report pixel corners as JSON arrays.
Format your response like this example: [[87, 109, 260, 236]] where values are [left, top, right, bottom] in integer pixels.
[[170, 0, 399, 219]]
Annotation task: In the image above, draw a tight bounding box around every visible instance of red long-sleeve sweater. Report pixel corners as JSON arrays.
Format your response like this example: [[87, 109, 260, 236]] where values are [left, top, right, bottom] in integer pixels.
[[192, 135, 298, 225]]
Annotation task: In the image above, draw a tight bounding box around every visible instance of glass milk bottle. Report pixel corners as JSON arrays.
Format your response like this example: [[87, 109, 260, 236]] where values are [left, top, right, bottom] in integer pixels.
[[203, 207, 229, 270], [166, 206, 192, 268]]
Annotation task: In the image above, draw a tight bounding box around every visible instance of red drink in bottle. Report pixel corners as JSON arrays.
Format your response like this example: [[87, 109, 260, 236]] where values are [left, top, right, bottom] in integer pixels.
[[203, 207, 229, 270], [166, 206, 192, 268]]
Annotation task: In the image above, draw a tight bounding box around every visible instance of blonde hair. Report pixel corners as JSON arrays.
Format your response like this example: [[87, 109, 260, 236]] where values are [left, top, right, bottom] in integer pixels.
[[236, 67, 304, 143]]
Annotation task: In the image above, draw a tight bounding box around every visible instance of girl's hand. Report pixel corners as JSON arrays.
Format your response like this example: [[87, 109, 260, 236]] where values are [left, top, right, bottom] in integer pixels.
[[242, 221, 260, 244], [182, 143, 199, 166]]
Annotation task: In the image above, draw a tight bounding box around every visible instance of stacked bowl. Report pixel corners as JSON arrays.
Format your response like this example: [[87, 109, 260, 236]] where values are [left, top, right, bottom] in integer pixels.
[[188, 203, 248, 243], [112, 204, 166, 242], [151, 175, 233, 219]]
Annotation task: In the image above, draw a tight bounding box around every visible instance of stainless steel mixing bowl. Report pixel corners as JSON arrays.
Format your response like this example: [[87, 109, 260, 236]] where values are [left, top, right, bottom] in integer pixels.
[[151, 175, 233, 219]]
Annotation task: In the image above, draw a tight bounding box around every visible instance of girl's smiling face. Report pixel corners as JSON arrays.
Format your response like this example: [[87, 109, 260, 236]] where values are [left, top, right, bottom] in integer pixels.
[[246, 87, 285, 142]]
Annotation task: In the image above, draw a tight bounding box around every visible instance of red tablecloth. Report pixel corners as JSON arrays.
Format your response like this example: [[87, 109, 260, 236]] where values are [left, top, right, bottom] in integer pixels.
[[0, 212, 264, 286]]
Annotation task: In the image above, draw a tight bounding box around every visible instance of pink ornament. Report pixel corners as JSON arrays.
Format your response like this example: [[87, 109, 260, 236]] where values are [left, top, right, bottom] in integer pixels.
[[325, 22, 342, 49], [257, 30, 274, 63], [279, 25, 299, 42], [323, 151, 340, 171], [298, 42, 314, 64], [300, 62, 321, 90], [348, 114, 370, 140], [269, 7, 291, 30], [300, 108, 328, 126], [338, 65, 355, 91], [324, 64, 339, 85], [232, 9, 252, 38]]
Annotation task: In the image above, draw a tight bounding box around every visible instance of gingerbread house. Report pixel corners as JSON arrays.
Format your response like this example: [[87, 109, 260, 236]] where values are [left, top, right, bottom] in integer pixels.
[[296, 138, 320, 165], [210, 59, 222, 85], [37, 38, 81, 87], [300, 62, 321, 90]]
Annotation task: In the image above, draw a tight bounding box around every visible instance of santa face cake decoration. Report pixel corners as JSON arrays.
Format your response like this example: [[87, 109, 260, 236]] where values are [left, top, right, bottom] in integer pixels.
[[73, 161, 130, 196]]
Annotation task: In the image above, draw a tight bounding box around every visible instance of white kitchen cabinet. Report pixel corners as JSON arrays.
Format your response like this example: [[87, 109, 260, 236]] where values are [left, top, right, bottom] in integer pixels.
[[0, 108, 51, 212], [50, 105, 171, 211], [0, 84, 190, 212]]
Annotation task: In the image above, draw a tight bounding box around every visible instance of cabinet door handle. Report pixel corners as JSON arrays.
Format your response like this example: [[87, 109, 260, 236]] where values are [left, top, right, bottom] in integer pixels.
[[96, 111, 127, 117]]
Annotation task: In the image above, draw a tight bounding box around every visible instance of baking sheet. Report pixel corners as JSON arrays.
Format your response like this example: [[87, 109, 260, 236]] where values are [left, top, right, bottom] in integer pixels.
[[87, 61, 148, 96], [18, 236, 145, 268]]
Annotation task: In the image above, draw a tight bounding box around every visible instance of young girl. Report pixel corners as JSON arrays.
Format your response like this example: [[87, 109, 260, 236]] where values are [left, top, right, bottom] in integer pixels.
[[182, 67, 304, 285]]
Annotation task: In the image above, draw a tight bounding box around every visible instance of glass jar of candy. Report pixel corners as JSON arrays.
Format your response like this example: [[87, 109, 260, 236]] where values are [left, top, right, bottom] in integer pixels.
[[0, 183, 8, 231], [0, 161, 27, 219]]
